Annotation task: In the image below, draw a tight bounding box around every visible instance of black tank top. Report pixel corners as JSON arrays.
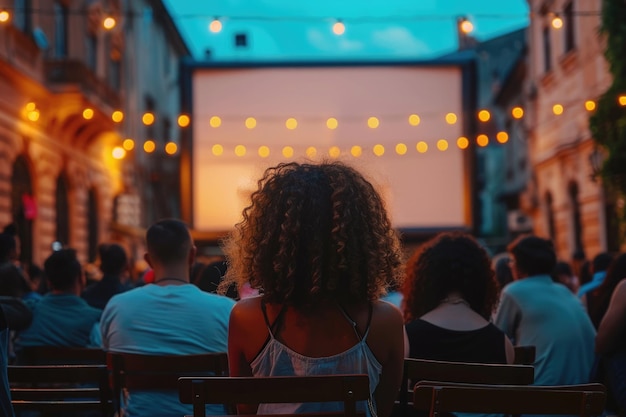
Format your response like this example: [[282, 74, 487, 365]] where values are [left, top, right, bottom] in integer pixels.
[[406, 319, 507, 363]]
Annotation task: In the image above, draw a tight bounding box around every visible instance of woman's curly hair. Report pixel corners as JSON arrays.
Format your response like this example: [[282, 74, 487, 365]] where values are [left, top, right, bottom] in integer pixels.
[[221, 161, 403, 309], [402, 232, 499, 322]]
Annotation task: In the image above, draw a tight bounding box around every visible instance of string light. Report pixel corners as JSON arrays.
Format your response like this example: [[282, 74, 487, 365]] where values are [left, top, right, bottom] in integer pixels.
[[306, 147, 317, 158], [0, 10, 10, 23], [111, 110, 124, 123], [584, 100, 596, 112], [511, 106, 524, 119], [209, 18, 222, 33], [177, 114, 190, 127], [143, 140, 156, 153], [496, 131, 509, 144], [122, 139, 135, 151], [332, 20, 345, 35], [477, 134, 489, 147], [285, 118, 298, 130], [142, 112, 155, 125], [408, 114, 421, 126], [350, 146, 362, 157], [478, 109, 491, 122], [458, 17, 474, 34], [165, 142, 178, 155], [112, 146, 126, 159], [209, 116, 221, 128], [25, 102, 36, 112], [258, 145, 270, 158], [619, 95, 626, 106], [82, 108, 94, 120], [234, 145, 246, 156], [212, 144, 224, 156], [103, 16, 116, 30], [416, 141, 428, 153], [367, 117, 379, 129], [552, 104, 564, 115], [551, 14, 563, 29], [245, 117, 257, 129], [329, 146, 341, 158], [27, 109, 40, 122], [282, 146, 294, 158], [373, 144, 385, 156], [437, 139, 449, 151], [326, 117, 338, 129], [445, 113, 457, 125], [395, 143, 408, 155], [457, 136, 469, 149]]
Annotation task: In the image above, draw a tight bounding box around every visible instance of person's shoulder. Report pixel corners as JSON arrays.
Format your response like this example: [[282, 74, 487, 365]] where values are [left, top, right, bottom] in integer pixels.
[[372, 299, 403, 325]]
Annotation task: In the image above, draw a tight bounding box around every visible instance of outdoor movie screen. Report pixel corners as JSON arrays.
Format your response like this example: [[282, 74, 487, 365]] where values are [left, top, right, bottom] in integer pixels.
[[191, 64, 471, 233]]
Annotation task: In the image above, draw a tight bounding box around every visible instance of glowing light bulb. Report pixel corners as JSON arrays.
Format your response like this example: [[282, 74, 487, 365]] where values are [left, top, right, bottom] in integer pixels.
[[83, 108, 94, 120], [477, 134, 489, 147], [258, 146, 270, 158], [111, 110, 124, 123], [326, 118, 338, 130], [245, 117, 257, 129], [551, 15, 563, 29], [234, 145, 246, 157], [0, 10, 10, 23], [332, 21, 345, 35], [457, 137, 469, 149], [329, 146, 341, 158], [496, 132, 509, 144], [553, 104, 564, 115], [395, 143, 408, 155], [512, 107, 524, 119], [408, 114, 421, 126], [177, 114, 190, 127], [25, 102, 36, 112], [27, 110, 40, 122], [122, 139, 134, 151], [351, 146, 362, 157], [478, 110, 491, 122], [585, 101, 596, 112], [282, 146, 294, 158], [459, 18, 474, 34], [286, 118, 298, 130], [437, 139, 449, 151], [373, 144, 385, 156], [619, 95, 626, 106], [416, 141, 428, 153], [212, 144, 224, 156], [165, 142, 178, 155], [209, 116, 221, 128], [103, 16, 116, 30], [209, 19, 222, 33], [142, 112, 155, 126], [445, 113, 457, 125], [367, 117, 379, 129], [143, 140, 156, 153], [112, 146, 126, 160]]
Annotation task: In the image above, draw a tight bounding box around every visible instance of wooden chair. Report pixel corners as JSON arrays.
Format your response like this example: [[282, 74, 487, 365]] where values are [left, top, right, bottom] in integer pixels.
[[178, 374, 371, 417], [513, 345, 536, 365], [107, 351, 229, 415], [396, 358, 534, 415], [15, 345, 106, 365], [413, 381, 606, 417], [8, 364, 113, 416]]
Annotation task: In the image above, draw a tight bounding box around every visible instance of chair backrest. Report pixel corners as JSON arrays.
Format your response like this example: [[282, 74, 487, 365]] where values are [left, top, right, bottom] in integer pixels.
[[513, 345, 536, 365], [8, 364, 113, 415], [413, 381, 606, 417], [107, 351, 229, 415], [16, 346, 106, 365], [397, 358, 534, 413], [178, 374, 371, 417]]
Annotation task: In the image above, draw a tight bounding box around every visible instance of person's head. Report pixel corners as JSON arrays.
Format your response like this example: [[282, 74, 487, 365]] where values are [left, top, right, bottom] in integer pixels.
[[492, 253, 514, 289], [507, 235, 557, 278], [592, 252, 614, 274], [552, 261, 578, 293], [223, 161, 403, 310], [402, 232, 498, 321], [0, 232, 16, 263], [99, 243, 128, 276], [2, 223, 19, 260], [144, 219, 195, 273], [44, 249, 82, 293]]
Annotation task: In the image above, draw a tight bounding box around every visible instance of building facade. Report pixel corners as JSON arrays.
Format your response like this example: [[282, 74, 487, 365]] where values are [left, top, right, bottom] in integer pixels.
[[524, 0, 616, 261], [0, 0, 189, 268]]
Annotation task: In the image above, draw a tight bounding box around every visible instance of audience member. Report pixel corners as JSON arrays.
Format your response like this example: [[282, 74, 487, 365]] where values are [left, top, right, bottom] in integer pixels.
[[15, 249, 101, 354], [223, 161, 405, 417], [492, 252, 514, 290], [552, 261, 579, 294], [100, 219, 235, 417], [403, 232, 514, 364], [0, 233, 29, 298], [571, 248, 587, 282], [0, 307, 15, 417], [589, 253, 626, 329], [82, 243, 131, 309], [595, 278, 626, 414], [195, 259, 238, 299], [579, 252, 614, 302], [495, 235, 596, 386]]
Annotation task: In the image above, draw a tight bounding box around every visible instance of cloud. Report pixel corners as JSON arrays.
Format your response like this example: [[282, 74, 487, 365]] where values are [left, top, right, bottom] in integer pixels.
[[370, 27, 431, 55]]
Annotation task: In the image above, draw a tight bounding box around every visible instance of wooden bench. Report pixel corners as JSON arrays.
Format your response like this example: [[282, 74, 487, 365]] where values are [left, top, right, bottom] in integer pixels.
[[15, 345, 106, 365], [413, 381, 606, 417], [8, 364, 113, 416], [178, 374, 371, 417]]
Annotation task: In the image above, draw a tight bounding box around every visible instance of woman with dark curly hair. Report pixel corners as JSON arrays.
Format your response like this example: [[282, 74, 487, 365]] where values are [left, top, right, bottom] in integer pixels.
[[223, 161, 405, 417], [403, 232, 514, 364]]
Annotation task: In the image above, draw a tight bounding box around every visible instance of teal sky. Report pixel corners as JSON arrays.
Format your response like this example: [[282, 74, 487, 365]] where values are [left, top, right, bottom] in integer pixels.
[[162, 0, 529, 60]]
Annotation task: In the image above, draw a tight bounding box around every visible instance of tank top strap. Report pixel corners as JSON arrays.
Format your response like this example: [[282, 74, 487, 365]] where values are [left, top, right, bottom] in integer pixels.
[[260, 301, 288, 339], [337, 303, 373, 342]]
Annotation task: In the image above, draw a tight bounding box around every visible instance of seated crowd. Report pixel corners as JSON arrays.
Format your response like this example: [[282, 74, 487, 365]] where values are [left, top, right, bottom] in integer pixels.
[[0, 160, 623, 417]]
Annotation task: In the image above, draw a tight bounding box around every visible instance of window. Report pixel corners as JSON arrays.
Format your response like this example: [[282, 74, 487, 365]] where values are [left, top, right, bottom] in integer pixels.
[[235, 33, 248, 48], [568, 182, 583, 254], [53, 2, 69, 58], [564, 2, 575, 52], [86, 34, 98, 71], [542, 26, 552, 72], [13, 0, 32, 33], [545, 191, 557, 242]]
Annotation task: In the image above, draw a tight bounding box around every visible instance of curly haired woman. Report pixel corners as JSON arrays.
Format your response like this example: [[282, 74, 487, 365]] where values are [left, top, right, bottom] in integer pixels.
[[403, 232, 514, 364], [223, 161, 405, 417]]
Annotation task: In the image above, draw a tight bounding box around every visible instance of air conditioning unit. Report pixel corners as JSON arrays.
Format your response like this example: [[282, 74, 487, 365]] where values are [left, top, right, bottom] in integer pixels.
[[508, 210, 533, 232]]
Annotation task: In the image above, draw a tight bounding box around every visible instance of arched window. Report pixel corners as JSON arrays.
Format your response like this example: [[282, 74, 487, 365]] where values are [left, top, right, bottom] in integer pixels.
[[87, 188, 99, 263], [568, 182, 583, 254], [11, 155, 33, 264], [545, 191, 557, 242], [55, 174, 70, 246]]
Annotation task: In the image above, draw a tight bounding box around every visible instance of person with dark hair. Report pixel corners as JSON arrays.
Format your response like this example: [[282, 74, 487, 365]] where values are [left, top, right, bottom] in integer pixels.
[[224, 161, 405, 417], [588, 253, 626, 329], [579, 252, 614, 306], [100, 219, 235, 417], [15, 249, 101, 352], [495, 235, 596, 386], [552, 261, 579, 294], [492, 252, 514, 290], [82, 243, 131, 309], [403, 232, 514, 364], [0, 233, 30, 298]]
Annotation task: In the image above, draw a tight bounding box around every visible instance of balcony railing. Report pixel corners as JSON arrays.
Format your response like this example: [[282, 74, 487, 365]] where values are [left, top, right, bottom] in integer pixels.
[[44, 59, 121, 109]]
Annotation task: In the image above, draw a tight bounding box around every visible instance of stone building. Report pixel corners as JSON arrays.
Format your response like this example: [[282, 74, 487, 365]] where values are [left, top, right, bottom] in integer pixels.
[[523, 0, 616, 261], [0, 0, 189, 267]]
